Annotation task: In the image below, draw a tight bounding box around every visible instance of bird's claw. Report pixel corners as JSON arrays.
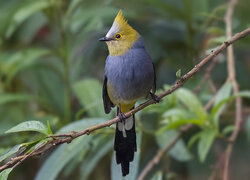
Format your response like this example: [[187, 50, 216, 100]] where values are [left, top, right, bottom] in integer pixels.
[[150, 93, 160, 103], [118, 112, 126, 122]]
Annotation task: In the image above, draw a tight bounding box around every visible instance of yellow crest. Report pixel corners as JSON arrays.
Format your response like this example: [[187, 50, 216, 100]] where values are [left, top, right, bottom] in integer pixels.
[[106, 10, 139, 56], [114, 10, 129, 28]]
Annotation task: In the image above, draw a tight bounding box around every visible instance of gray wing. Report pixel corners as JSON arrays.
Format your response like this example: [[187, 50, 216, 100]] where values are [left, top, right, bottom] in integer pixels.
[[102, 75, 114, 114], [152, 63, 156, 94]]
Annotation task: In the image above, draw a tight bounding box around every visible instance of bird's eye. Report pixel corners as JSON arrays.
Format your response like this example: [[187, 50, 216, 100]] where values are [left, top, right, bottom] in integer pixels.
[[114, 33, 122, 40]]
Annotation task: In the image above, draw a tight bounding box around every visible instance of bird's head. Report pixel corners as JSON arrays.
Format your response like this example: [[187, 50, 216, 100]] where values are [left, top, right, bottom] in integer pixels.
[[99, 10, 139, 56]]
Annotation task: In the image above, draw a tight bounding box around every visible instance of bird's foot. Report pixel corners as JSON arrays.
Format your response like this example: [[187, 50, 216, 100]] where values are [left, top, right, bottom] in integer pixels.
[[118, 111, 126, 122], [150, 92, 160, 103]]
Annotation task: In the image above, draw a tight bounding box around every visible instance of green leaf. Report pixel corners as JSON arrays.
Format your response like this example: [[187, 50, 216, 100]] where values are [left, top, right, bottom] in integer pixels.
[[211, 83, 233, 126], [6, 0, 52, 38], [176, 69, 182, 79], [246, 116, 250, 143], [211, 98, 232, 120], [198, 129, 216, 162], [206, 26, 224, 35], [166, 172, 178, 179], [79, 135, 113, 179], [162, 108, 190, 119], [143, 85, 176, 115], [222, 125, 234, 135], [69, 6, 116, 33], [0, 93, 33, 105], [151, 171, 163, 180], [156, 130, 192, 161], [176, 88, 207, 121], [66, 0, 83, 18], [214, 83, 232, 107], [236, 91, 250, 98], [111, 133, 142, 180], [35, 136, 91, 180], [160, 108, 204, 130], [47, 120, 53, 135], [211, 90, 250, 127], [160, 119, 203, 132], [73, 79, 108, 118], [33, 66, 65, 116], [208, 36, 227, 45], [0, 168, 13, 180], [5, 121, 49, 135], [2, 48, 51, 84], [187, 132, 201, 149], [35, 118, 106, 180], [56, 118, 106, 134], [212, 91, 250, 116], [0, 144, 23, 163], [24, 138, 50, 154]]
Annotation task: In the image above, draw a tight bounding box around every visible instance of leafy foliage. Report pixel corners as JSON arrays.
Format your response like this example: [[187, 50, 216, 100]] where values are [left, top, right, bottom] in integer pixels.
[[5, 121, 52, 135], [0, 0, 250, 179], [0, 168, 13, 180], [156, 130, 192, 161]]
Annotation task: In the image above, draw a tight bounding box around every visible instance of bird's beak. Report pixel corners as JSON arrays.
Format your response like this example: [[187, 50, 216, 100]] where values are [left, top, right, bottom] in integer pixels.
[[99, 36, 113, 42]]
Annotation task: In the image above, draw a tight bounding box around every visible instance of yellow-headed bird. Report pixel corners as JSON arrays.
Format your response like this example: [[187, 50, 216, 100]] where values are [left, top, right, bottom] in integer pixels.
[[99, 10, 159, 176]]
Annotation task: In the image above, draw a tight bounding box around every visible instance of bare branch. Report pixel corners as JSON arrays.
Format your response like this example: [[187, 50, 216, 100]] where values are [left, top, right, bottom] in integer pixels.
[[137, 124, 192, 180], [222, 0, 242, 180], [194, 56, 220, 94], [0, 27, 250, 174], [137, 27, 250, 180], [209, 153, 225, 180]]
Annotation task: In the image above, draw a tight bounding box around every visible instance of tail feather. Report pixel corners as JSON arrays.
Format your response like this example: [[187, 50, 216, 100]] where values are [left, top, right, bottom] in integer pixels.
[[114, 108, 136, 176]]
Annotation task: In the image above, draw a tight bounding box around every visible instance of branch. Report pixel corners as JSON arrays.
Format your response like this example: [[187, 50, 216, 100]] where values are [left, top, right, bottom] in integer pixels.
[[222, 0, 242, 180], [1, 27, 250, 174], [209, 153, 225, 180], [137, 124, 192, 180], [137, 27, 250, 180], [194, 55, 220, 94]]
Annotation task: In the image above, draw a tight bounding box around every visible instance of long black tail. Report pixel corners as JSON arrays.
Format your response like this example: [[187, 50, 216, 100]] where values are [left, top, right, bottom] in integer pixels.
[[114, 109, 137, 176]]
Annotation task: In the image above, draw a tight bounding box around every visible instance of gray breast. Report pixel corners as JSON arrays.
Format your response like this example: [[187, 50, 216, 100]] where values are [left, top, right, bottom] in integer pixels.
[[105, 41, 154, 104]]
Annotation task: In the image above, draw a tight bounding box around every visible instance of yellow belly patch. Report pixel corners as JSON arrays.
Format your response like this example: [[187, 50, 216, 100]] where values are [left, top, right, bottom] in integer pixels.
[[106, 82, 116, 105], [107, 82, 136, 112], [120, 103, 135, 113]]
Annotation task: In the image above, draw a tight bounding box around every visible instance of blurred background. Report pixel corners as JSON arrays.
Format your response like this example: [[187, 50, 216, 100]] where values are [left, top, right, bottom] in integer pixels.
[[0, 0, 250, 179]]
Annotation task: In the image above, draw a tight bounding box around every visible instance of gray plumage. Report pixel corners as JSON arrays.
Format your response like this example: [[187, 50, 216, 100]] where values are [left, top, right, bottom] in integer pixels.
[[102, 35, 156, 177], [100, 10, 157, 177], [104, 36, 155, 106]]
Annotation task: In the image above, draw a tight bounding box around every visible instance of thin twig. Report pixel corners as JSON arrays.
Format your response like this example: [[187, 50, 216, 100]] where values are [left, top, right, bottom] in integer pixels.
[[208, 78, 217, 94], [205, 94, 217, 110], [209, 153, 225, 180], [222, 0, 242, 180], [194, 56, 220, 94], [137, 124, 192, 180], [0, 27, 250, 174], [137, 27, 250, 180]]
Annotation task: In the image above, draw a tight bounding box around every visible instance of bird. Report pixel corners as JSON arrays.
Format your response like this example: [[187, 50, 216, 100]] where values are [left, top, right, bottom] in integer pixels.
[[99, 10, 159, 177]]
